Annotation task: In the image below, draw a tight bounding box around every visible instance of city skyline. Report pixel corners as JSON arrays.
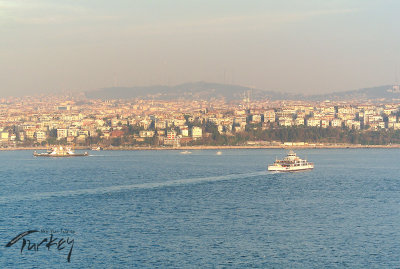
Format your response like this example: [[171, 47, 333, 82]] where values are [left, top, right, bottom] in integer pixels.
[[1, 0, 400, 96], [0, 92, 399, 149]]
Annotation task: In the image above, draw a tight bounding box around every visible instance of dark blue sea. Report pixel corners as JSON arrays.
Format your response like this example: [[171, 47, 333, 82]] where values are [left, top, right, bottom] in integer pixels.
[[1, 149, 400, 268]]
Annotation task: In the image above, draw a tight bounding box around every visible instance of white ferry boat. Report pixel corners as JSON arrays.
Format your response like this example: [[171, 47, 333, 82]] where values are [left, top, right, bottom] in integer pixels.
[[268, 150, 313, 172], [34, 146, 88, 157]]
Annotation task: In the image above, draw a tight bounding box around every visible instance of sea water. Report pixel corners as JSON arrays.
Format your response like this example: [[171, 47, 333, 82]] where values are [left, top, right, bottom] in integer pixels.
[[1, 149, 400, 268]]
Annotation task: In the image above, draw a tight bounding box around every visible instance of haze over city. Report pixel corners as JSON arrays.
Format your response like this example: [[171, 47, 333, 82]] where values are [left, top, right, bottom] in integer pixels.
[[1, 0, 400, 96]]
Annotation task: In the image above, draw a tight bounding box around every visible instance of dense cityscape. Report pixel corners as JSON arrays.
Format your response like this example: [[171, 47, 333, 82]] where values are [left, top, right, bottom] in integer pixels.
[[1, 92, 400, 149]]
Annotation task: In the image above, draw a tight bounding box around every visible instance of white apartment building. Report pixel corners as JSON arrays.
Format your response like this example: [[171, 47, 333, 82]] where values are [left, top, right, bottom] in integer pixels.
[[192, 127, 202, 139]]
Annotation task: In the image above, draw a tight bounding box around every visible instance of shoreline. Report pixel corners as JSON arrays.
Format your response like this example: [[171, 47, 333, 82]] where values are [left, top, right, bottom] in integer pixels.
[[1, 144, 400, 151]]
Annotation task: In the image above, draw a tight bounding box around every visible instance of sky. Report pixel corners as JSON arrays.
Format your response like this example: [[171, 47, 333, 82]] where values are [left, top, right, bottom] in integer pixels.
[[1, 0, 400, 96]]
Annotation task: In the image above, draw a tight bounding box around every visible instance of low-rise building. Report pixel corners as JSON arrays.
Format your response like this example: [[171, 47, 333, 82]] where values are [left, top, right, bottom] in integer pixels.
[[331, 118, 342, 128], [294, 117, 304, 125], [321, 119, 329, 128], [180, 126, 189, 137], [192, 126, 202, 139], [264, 110, 276, 123], [139, 130, 155, 138], [35, 131, 47, 142], [306, 118, 320, 127], [57, 128, 68, 140]]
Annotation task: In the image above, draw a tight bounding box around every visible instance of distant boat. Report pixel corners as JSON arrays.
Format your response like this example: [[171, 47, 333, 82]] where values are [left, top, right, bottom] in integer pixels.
[[268, 150, 313, 172], [180, 150, 192, 154], [91, 146, 103, 151], [34, 146, 88, 157], [216, 151, 222, 155]]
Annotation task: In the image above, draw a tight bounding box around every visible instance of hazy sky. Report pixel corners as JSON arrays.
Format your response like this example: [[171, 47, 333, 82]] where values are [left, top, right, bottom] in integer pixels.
[[1, 0, 400, 96]]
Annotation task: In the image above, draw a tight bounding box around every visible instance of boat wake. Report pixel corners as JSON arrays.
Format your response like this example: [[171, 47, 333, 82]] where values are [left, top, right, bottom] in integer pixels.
[[0, 171, 268, 204]]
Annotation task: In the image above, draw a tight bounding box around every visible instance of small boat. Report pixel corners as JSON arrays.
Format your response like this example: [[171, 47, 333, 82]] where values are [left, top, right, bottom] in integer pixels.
[[268, 150, 313, 172], [34, 146, 88, 157], [180, 150, 192, 154], [216, 151, 222, 155], [91, 146, 103, 151]]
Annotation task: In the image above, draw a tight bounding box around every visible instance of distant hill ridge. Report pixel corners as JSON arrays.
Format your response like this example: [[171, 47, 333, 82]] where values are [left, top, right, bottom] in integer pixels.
[[84, 82, 398, 101]]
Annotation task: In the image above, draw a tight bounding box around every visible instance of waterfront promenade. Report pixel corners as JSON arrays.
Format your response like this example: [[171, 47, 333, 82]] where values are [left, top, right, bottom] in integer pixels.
[[2, 144, 400, 151]]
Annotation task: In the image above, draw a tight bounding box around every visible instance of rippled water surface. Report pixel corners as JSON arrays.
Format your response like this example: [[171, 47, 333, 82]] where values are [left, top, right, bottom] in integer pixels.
[[1, 149, 400, 268]]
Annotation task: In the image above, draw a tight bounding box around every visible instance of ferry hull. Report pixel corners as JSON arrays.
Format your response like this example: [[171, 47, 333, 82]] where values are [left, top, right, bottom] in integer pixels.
[[268, 164, 314, 172], [33, 152, 88, 157], [34, 146, 88, 157]]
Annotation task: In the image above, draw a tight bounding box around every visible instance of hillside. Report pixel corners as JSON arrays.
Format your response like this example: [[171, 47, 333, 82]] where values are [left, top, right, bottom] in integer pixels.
[[84, 82, 400, 101], [309, 85, 399, 101], [84, 82, 300, 101]]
